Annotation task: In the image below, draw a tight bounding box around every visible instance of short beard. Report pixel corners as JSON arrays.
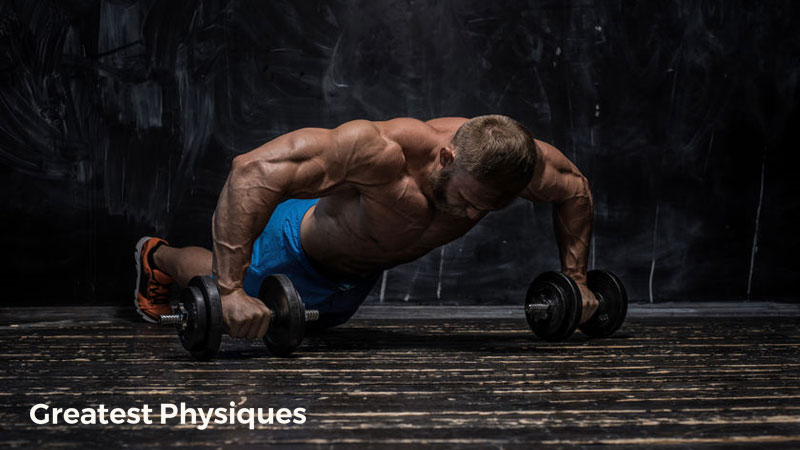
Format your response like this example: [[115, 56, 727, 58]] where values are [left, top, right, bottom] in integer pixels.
[[428, 168, 468, 218]]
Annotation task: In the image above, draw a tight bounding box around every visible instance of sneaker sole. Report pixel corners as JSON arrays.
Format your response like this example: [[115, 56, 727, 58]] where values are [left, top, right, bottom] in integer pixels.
[[134, 236, 159, 323]]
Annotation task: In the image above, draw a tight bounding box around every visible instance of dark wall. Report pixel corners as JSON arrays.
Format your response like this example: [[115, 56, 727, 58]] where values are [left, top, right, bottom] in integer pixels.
[[1, 0, 798, 306]]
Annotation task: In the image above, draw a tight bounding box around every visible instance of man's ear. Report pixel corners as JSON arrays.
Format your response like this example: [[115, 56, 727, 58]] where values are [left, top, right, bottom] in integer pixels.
[[439, 146, 455, 168]]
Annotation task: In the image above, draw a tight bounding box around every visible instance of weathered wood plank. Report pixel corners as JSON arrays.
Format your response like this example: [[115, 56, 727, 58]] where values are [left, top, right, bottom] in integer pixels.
[[1, 314, 798, 448]]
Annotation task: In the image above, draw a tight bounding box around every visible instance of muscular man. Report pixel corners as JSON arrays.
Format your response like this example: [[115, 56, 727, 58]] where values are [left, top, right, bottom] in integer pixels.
[[134, 115, 597, 339]]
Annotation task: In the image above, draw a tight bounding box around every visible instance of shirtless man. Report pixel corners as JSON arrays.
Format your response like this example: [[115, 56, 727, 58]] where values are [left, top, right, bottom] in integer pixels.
[[133, 115, 597, 339]]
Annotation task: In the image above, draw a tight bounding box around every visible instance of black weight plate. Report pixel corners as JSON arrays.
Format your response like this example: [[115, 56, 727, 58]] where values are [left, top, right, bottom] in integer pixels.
[[525, 271, 581, 341], [179, 286, 207, 353], [188, 276, 223, 361], [579, 270, 628, 338], [260, 274, 305, 357]]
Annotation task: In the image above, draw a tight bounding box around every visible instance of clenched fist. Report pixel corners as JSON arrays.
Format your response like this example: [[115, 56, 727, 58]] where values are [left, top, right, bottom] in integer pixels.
[[575, 283, 599, 324], [221, 289, 272, 340]]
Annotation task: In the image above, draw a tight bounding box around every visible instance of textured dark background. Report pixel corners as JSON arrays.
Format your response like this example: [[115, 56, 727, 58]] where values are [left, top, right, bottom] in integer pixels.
[[1, 0, 798, 306]]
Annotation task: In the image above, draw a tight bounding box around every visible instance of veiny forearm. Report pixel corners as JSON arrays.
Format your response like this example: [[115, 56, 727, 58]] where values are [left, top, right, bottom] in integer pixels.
[[211, 160, 282, 295], [552, 176, 593, 283]]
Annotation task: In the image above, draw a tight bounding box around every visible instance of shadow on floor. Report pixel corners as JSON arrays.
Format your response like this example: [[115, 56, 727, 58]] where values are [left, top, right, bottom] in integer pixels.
[[210, 322, 636, 360]]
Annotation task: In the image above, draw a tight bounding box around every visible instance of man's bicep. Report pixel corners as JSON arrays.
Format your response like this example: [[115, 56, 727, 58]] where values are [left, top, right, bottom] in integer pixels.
[[521, 140, 588, 204]]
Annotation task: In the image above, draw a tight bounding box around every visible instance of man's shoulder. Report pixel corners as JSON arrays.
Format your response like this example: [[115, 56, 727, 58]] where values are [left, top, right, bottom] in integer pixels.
[[373, 116, 469, 135], [332, 116, 468, 143], [372, 117, 466, 151], [375, 117, 434, 138], [423, 116, 469, 132], [324, 116, 467, 184]]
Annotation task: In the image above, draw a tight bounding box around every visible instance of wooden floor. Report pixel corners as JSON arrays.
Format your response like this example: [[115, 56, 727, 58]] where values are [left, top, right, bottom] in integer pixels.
[[1, 306, 799, 449]]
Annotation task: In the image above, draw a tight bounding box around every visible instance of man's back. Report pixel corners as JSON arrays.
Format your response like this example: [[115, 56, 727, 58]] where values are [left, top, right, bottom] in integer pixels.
[[299, 117, 479, 278]]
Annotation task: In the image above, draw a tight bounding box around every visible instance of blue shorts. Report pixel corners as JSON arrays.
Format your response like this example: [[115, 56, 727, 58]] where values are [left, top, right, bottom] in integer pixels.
[[241, 199, 380, 328]]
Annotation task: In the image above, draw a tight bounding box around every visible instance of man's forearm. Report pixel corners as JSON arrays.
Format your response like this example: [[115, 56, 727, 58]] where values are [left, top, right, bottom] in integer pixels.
[[551, 176, 593, 283], [211, 159, 281, 295]]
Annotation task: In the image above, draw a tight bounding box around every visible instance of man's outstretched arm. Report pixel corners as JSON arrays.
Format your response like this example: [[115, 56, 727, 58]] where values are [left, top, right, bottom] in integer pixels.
[[520, 140, 597, 322], [213, 120, 387, 338]]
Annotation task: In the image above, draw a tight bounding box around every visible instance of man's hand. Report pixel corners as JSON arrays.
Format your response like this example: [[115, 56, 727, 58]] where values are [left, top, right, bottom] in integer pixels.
[[221, 289, 272, 340], [575, 282, 599, 324]]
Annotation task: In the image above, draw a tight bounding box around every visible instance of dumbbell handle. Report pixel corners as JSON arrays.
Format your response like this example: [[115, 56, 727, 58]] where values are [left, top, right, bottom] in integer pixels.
[[525, 292, 606, 315], [525, 303, 550, 313], [158, 306, 320, 327], [159, 313, 183, 325]]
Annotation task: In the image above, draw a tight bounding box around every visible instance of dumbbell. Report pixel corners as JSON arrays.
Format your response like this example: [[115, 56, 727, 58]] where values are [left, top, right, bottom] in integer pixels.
[[524, 270, 627, 341], [157, 274, 319, 360]]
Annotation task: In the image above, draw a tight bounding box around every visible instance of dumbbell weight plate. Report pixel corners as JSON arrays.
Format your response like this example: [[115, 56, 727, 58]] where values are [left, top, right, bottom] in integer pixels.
[[579, 270, 628, 338], [525, 271, 582, 341], [259, 274, 305, 357], [187, 276, 223, 361], [178, 285, 208, 354]]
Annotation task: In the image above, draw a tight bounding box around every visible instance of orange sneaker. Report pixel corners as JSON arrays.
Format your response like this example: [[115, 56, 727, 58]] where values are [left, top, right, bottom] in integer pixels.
[[134, 236, 174, 323]]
